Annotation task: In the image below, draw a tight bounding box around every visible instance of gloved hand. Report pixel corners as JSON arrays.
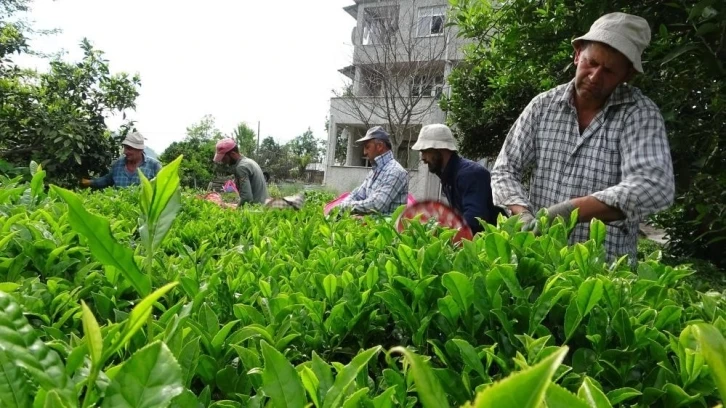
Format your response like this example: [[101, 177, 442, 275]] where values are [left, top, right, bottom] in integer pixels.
[[516, 211, 536, 230], [523, 201, 576, 234], [80, 178, 91, 188]]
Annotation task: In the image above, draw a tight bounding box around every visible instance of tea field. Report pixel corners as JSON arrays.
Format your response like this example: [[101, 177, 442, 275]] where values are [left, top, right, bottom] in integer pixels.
[[1, 157, 725, 408]]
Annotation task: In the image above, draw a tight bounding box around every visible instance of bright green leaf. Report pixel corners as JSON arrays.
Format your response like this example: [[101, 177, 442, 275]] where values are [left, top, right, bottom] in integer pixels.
[[390, 346, 449, 408], [577, 377, 612, 408], [81, 300, 103, 367], [260, 341, 306, 408], [463, 346, 568, 408], [322, 346, 381, 408], [51, 186, 151, 296], [102, 341, 183, 408]]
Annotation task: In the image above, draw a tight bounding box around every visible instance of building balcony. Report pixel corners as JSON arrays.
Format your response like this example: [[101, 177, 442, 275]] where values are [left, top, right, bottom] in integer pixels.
[[330, 96, 445, 126]]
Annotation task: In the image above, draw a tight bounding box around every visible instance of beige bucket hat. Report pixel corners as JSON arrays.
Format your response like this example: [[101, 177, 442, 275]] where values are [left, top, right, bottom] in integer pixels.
[[572, 12, 651, 73]]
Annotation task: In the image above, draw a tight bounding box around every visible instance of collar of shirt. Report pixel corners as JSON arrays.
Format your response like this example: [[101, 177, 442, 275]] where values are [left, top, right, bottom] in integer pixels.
[[371, 150, 394, 169], [557, 79, 637, 111]]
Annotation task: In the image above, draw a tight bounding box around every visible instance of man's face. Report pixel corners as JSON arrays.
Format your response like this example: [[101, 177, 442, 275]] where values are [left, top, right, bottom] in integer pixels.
[[221, 152, 235, 166], [420, 149, 444, 175], [362, 140, 383, 161], [123, 145, 143, 163], [574, 42, 633, 105]]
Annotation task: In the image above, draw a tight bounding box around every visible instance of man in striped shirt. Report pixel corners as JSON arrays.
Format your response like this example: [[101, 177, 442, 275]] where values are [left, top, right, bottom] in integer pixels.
[[339, 126, 409, 215], [491, 13, 675, 262]]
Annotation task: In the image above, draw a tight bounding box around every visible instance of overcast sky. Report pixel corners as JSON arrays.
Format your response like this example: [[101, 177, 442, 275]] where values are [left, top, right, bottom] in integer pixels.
[[14, 0, 356, 153]]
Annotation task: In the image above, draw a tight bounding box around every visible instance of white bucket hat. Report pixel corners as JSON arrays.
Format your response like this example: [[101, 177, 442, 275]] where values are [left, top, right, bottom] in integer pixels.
[[121, 131, 145, 150], [411, 124, 457, 151], [573, 12, 651, 73]]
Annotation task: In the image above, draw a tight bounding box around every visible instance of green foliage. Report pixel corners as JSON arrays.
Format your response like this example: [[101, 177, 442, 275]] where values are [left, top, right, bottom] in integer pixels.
[[0, 36, 140, 186], [0, 159, 725, 406], [232, 123, 257, 157], [444, 0, 726, 267], [159, 115, 223, 189], [257, 136, 294, 181]]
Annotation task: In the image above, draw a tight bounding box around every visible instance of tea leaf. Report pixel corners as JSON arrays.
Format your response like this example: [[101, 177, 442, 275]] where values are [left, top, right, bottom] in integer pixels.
[[51, 186, 151, 296], [390, 346, 449, 408], [463, 346, 568, 408], [260, 341, 306, 408], [102, 341, 184, 408]]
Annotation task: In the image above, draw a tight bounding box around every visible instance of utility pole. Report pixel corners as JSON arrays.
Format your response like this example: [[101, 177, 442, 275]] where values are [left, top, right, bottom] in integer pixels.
[[256, 121, 261, 156]]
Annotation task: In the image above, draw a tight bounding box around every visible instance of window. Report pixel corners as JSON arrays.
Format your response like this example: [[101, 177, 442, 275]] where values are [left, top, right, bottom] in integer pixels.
[[363, 71, 384, 96], [362, 6, 399, 45], [411, 75, 445, 98], [417, 6, 446, 37]]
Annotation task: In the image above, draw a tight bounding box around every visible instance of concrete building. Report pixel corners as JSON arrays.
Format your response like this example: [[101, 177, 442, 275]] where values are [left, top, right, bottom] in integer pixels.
[[324, 0, 467, 199]]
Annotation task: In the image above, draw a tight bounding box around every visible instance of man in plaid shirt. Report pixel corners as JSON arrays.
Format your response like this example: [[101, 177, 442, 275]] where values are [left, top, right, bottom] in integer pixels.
[[339, 126, 408, 215], [81, 132, 162, 189], [491, 12, 675, 262]]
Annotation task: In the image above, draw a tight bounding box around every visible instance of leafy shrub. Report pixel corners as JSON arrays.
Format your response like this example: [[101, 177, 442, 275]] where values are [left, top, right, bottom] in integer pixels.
[[0, 159, 724, 407]]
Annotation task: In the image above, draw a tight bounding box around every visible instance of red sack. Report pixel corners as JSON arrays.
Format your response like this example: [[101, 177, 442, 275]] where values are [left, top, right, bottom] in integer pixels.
[[395, 200, 473, 244]]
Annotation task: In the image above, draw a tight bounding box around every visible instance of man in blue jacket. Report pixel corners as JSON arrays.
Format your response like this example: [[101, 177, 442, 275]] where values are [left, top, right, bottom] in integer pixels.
[[412, 124, 500, 234]]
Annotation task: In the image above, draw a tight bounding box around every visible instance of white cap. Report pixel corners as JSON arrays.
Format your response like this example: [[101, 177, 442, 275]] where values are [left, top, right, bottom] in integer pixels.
[[411, 124, 457, 151], [121, 132, 145, 150], [573, 12, 651, 73]]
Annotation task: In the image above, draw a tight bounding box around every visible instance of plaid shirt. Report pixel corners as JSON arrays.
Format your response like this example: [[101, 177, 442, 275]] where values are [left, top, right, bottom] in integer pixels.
[[90, 155, 162, 188], [491, 80, 674, 262], [340, 150, 408, 215]]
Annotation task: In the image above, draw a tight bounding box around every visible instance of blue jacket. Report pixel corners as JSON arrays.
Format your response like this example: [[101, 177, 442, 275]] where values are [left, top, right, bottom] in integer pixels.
[[440, 154, 499, 234]]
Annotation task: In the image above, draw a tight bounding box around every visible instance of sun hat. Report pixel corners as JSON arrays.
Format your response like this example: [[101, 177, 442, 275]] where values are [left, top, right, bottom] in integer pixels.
[[572, 12, 651, 73], [121, 132, 145, 150], [411, 124, 458, 151]]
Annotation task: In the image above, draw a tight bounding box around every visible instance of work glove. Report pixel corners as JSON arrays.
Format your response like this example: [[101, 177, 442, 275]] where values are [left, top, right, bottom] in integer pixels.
[[523, 201, 576, 235], [80, 178, 91, 188]]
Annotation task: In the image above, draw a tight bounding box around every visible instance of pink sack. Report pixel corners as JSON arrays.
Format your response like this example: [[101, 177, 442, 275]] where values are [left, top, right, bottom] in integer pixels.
[[223, 179, 238, 193], [324, 192, 350, 215]]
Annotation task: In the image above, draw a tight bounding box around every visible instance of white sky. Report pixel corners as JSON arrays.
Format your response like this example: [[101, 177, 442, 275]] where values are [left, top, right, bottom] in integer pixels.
[[14, 0, 356, 153]]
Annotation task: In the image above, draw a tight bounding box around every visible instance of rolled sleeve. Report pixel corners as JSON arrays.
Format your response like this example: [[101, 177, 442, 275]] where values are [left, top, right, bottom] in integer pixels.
[[491, 98, 540, 210], [347, 169, 407, 214], [591, 109, 674, 221]]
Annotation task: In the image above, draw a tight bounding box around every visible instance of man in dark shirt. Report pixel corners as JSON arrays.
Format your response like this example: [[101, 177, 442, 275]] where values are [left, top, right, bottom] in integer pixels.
[[412, 124, 500, 234]]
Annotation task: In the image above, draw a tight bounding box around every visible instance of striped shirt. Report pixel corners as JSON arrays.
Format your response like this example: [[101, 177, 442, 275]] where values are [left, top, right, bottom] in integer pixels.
[[491, 80, 674, 262], [90, 155, 162, 188], [340, 150, 408, 215]]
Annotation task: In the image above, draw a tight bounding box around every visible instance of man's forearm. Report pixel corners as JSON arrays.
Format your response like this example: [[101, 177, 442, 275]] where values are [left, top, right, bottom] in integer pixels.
[[571, 196, 624, 222]]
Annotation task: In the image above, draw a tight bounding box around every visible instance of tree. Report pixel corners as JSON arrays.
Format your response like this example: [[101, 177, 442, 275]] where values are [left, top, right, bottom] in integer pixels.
[[0, 1, 140, 185], [185, 114, 223, 142], [257, 136, 294, 181], [443, 0, 726, 267], [231, 123, 257, 157], [159, 115, 223, 189], [331, 0, 454, 162]]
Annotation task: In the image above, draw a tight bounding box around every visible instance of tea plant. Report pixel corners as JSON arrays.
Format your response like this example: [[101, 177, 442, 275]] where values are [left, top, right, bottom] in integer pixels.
[[0, 159, 724, 407]]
